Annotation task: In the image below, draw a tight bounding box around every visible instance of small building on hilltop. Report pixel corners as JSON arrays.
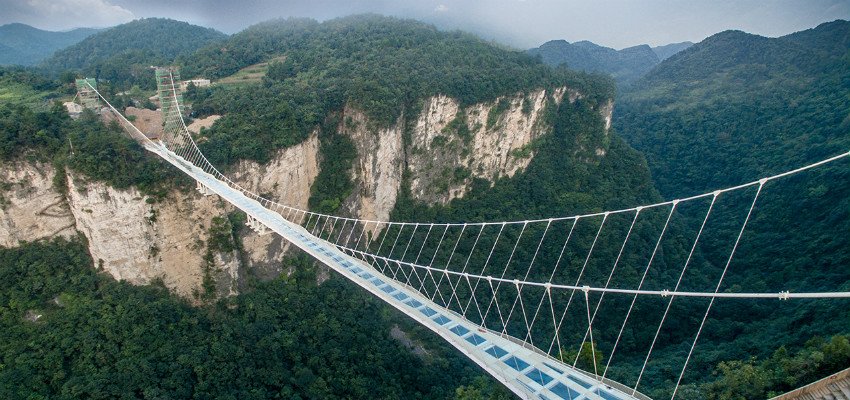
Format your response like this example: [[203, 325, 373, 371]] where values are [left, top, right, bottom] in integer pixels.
[[181, 79, 210, 91]]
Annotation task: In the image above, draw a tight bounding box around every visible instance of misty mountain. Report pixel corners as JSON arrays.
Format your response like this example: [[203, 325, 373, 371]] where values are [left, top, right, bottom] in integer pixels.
[[42, 18, 227, 89], [528, 39, 663, 85], [651, 41, 693, 60], [0, 23, 101, 66]]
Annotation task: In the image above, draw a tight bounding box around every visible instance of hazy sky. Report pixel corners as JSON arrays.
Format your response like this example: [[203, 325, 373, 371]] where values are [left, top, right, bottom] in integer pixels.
[[2, 0, 848, 48]]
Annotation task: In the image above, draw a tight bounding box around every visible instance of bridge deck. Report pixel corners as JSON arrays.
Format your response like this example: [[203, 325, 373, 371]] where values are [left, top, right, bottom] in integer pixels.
[[148, 142, 644, 400]]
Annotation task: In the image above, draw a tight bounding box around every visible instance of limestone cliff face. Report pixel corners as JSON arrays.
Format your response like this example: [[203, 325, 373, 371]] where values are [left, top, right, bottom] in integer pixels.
[[0, 161, 75, 246], [65, 174, 240, 299], [229, 131, 321, 275], [0, 159, 240, 300], [0, 127, 322, 299], [408, 87, 567, 204], [340, 87, 582, 221], [339, 108, 405, 227], [0, 85, 611, 300]]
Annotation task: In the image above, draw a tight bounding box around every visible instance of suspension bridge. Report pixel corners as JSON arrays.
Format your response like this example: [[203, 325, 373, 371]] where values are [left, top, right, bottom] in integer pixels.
[[76, 69, 850, 400]]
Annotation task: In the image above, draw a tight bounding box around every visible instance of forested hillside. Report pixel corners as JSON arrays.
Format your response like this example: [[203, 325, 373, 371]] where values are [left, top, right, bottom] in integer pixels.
[[184, 15, 613, 166], [650, 41, 693, 61], [42, 18, 226, 90], [615, 19, 850, 398], [0, 23, 100, 66]]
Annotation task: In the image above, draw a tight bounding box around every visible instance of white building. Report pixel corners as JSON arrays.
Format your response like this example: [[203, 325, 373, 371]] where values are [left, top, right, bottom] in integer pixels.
[[180, 79, 211, 90]]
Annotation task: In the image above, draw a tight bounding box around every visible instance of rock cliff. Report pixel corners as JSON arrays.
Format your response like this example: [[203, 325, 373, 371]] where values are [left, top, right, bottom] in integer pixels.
[[407, 87, 568, 204], [340, 86, 613, 218], [0, 85, 613, 300], [0, 161, 75, 246], [229, 131, 320, 275]]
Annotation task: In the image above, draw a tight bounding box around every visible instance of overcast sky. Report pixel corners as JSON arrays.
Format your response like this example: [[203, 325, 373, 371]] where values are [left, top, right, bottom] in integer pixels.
[[2, 0, 848, 49]]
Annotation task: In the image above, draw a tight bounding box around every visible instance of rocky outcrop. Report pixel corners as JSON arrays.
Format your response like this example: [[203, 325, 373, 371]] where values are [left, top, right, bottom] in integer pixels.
[[65, 173, 239, 299], [340, 108, 405, 227], [0, 123, 323, 299], [408, 87, 567, 204], [0, 161, 75, 246], [339, 87, 574, 214], [0, 159, 241, 300]]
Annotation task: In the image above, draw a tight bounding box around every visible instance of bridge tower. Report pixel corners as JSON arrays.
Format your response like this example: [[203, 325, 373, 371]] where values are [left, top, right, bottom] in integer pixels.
[[74, 78, 100, 110], [154, 66, 192, 151]]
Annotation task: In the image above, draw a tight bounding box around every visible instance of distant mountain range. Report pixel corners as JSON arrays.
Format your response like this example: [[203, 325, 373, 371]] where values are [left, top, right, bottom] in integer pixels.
[[650, 41, 694, 61], [527, 39, 693, 85], [0, 23, 101, 66]]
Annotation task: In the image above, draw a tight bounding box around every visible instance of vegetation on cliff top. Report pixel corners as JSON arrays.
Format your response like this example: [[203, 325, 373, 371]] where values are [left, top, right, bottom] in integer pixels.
[[0, 98, 186, 198], [186, 15, 615, 168]]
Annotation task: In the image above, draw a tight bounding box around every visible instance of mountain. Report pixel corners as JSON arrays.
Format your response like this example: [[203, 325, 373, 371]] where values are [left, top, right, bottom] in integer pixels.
[[2, 15, 848, 399], [619, 20, 850, 192], [527, 39, 696, 85], [2, 15, 656, 398], [615, 20, 850, 397], [528, 39, 661, 85], [0, 23, 100, 66], [651, 41, 693, 60], [42, 18, 227, 89]]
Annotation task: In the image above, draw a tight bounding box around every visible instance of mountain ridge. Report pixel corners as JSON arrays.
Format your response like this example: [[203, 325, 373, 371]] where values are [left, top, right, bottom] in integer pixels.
[[527, 38, 694, 85], [41, 18, 227, 89], [0, 23, 101, 66]]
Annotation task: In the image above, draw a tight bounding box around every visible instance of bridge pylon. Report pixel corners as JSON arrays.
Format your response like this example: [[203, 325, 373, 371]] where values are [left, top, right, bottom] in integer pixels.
[[246, 214, 271, 235], [74, 78, 101, 110], [154, 66, 192, 151], [196, 181, 215, 196]]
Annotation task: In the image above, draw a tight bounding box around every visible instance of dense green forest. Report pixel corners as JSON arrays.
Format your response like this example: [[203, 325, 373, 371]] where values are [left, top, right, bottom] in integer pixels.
[[617, 20, 850, 195], [0, 238, 502, 399], [41, 18, 226, 90], [184, 15, 614, 169], [612, 19, 850, 398]]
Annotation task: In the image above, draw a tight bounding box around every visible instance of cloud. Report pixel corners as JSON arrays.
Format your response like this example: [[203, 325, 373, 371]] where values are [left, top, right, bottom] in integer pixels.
[[1, 0, 135, 30], [434, 4, 448, 12]]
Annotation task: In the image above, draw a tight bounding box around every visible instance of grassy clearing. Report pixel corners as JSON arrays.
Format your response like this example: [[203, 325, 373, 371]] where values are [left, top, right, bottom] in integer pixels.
[[0, 81, 51, 109], [216, 55, 286, 85]]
